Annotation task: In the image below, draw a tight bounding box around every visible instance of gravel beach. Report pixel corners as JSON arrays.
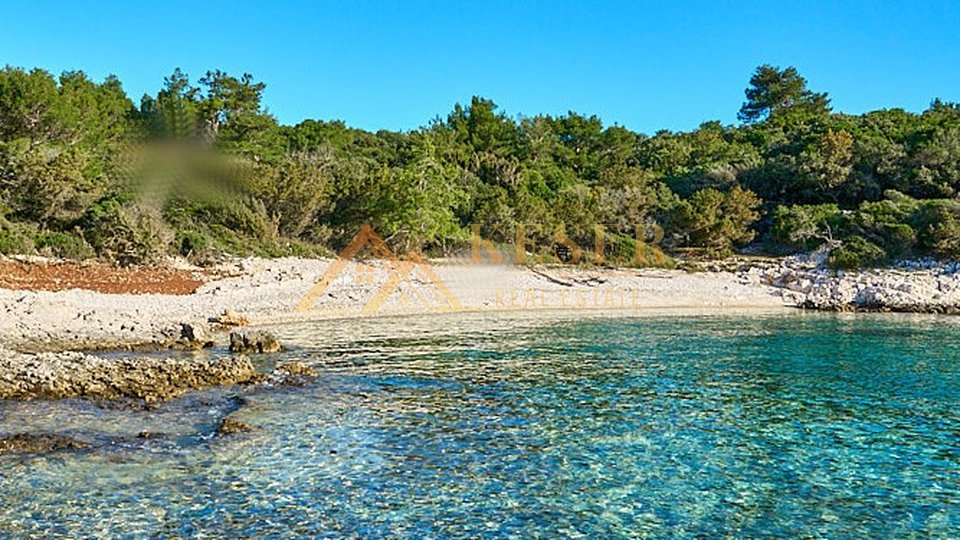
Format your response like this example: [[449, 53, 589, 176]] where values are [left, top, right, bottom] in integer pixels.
[[2, 255, 959, 406], [0, 256, 791, 352]]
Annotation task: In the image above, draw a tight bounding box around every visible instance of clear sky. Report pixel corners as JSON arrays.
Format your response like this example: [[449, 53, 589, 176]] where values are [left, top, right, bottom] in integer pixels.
[[2, 1, 958, 134]]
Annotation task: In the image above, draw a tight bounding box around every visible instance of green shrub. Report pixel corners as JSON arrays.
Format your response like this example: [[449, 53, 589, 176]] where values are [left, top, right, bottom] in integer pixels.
[[0, 228, 34, 255], [34, 231, 95, 259], [82, 198, 172, 265], [877, 223, 917, 258], [927, 218, 960, 259], [604, 231, 674, 268], [910, 200, 960, 258], [673, 186, 762, 257], [175, 230, 223, 265], [177, 230, 208, 256], [828, 236, 888, 269]]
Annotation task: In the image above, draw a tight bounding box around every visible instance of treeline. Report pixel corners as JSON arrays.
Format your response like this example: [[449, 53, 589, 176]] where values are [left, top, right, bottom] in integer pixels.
[[0, 64, 958, 267]]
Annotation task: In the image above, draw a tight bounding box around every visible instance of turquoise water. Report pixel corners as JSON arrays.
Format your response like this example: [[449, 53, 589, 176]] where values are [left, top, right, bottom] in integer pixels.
[[1, 311, 959, 538]]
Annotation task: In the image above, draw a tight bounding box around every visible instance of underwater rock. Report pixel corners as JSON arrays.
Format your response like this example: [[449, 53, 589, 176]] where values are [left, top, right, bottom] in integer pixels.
[[276, 361, 316, 378], [0, 433, 89, 454], [217, 416, 254, 435], [265, 361, 317, 387]]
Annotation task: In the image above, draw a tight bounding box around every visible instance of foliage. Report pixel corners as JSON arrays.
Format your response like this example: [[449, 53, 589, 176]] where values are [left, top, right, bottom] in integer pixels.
[[0, 226, 34, 255], [828, 236, 888, 269], [672, 187, 762, 256], [0, 63, 958, 268], [771, 203, 845, 250], [738, 65, 831, 123], [34, 231, 95, 259]]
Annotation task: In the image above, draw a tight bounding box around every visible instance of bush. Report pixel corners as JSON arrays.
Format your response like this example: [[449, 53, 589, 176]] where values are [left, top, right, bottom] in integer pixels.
[[673, 186, 761, 257], [911, 200, 960, 259], [927, 217, 960, 259], [34, 231, 95, 259], [600, 231, 674, 268], [175, 230, 222, 265], [828, 236, 888, 269], [877, 223, 917, 258], [82, 198, 172, 265], [0, 227, 34, 255]]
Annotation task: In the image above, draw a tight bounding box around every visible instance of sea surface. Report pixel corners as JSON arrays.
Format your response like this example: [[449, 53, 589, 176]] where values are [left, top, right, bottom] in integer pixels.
[[0, 310, 958, 538]]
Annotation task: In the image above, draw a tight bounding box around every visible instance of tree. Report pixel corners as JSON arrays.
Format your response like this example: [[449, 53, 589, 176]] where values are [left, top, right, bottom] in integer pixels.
[[254, 149, 336, 241], [738, 65, 831, 123], [0, 67, 61, 143], [5, 61, 960, 266], [771, 203, 844, 250], [799, 128, 855, 200], [197, 70, 279, 157], [674, 186, 762, 255], [56, 71, 133, 147], [147, 68, 201, 139]]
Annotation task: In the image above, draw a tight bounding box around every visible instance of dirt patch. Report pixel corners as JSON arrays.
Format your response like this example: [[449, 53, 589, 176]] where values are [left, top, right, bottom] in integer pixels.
[[0, 259, 207, 295]]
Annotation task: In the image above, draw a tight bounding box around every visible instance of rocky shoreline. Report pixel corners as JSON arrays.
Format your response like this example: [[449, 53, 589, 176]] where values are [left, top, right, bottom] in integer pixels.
[[0, 255, 957, 458], [0, 345, 317, 455], [0, 348, 260, 403], [0, 255, 957, 408], [0, 344, 311, 404], [720, 257, 960, 314]]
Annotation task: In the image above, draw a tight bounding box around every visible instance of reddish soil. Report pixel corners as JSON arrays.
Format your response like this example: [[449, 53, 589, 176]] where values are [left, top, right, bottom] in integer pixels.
[[0, 259, 208, 295]]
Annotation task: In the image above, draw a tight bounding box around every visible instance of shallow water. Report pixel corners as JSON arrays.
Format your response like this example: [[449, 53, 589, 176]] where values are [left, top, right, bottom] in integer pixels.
[[1, 310, 959, 538]]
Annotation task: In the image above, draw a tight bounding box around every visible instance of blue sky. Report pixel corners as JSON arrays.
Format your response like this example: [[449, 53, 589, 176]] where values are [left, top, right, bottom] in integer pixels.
[[2, 1, 958, 134]]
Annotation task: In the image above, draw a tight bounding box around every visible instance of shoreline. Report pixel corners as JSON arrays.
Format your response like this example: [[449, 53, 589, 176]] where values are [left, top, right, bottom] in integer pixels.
[[0, 253, 957, 446], [0, 254, 957, 409], [0, 256, 793, 353], [3, 254, 960, 354]]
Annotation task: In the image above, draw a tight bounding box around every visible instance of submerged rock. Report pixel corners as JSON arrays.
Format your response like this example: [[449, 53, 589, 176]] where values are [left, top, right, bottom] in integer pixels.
[[266, 361, 317, 386], [216, 416, 254, 435], [276, 361, 316, 378], [229, 331, 281, 354], [0, 433, 89, 455]]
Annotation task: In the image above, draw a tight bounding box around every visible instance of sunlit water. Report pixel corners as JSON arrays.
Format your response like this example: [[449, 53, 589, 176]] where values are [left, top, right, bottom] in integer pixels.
[[1, 310, 959, 538]]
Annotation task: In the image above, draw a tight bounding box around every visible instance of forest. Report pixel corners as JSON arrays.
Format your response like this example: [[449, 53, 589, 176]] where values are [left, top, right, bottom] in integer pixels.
[[0, 64, 958, 268]]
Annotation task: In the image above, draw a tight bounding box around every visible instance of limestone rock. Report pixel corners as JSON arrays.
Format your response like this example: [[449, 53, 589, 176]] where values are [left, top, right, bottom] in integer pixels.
[[267, 361, 317, 386], [0, 433, 89, 454], [749, 257, 960, 313], [212, 309, 250, 328], [162, 322, 214, 350], [229, 331, 281, 354], [0, 349, 261, 403]]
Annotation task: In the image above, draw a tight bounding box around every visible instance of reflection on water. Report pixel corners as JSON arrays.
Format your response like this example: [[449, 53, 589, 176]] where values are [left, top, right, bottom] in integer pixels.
[[0, 310, 959, 537]]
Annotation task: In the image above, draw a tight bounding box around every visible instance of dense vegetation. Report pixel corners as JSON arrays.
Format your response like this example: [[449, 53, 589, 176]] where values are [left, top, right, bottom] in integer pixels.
[[0, 64, 958, 268]]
